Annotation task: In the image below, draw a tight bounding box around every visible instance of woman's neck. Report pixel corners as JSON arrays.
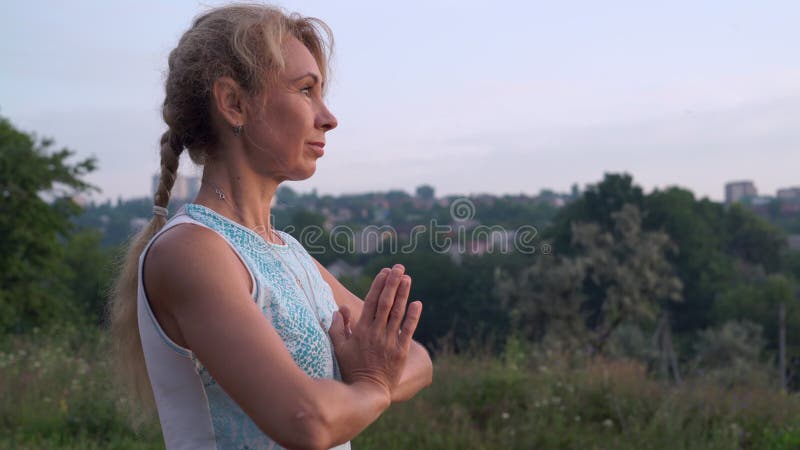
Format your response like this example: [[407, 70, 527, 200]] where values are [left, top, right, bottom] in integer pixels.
[[193, 164, 283, 244]]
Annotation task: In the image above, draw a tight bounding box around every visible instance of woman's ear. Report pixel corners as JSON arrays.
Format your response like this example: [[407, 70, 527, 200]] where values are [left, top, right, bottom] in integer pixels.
[[211, 76, 246, 127]]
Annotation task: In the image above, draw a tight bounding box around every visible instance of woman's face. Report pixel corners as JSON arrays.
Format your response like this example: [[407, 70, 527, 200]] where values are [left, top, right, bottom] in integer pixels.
[[243, 36, 338, 181]]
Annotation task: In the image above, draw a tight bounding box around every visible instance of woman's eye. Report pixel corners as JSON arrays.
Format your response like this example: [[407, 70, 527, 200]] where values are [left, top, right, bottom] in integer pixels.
[[301, 86, 313, 96]]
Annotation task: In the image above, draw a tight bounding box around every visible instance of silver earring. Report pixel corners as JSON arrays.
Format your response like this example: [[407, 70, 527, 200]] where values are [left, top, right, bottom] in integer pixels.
[[233, 124, 243, 136]]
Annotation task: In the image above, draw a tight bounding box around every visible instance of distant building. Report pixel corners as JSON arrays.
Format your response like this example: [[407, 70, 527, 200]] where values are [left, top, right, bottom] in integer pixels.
[[777, 187, 800, 200], [750, 196, 772, 206], [777, 187, 800, 214], [151, 173, 201, 202], [725, 181, 757, 204]]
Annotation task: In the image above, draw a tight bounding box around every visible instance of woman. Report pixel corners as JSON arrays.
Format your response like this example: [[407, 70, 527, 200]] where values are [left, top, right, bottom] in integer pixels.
[[108, 4, 433, 449]]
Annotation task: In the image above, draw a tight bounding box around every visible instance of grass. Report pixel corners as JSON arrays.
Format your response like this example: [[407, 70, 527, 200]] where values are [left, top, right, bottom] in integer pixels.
[[354, 350, 800, 449], [2, 326, 800, 449], [0, 324, 162, 449]]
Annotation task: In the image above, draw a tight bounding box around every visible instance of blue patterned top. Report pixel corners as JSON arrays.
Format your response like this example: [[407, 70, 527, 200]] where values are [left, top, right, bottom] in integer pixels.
[[181, 203, 349, 449]]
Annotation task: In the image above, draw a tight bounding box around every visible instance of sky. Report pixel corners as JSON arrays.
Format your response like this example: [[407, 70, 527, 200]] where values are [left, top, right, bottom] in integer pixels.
[[1, 0, 798, 202]]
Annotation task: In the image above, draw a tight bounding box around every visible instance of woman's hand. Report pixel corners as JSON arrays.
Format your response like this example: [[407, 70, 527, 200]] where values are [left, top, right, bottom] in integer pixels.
[[328, 264, 422, 399]]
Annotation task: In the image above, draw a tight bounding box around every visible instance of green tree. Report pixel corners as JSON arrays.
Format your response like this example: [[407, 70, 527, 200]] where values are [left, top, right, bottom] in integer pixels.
[[415, 184, 435, 200], [546, 173, 644, 253], [276, 185, 299, 205], [785, 250, 800, 281], [60, 229, 115, 325], [725, 203, 787, 273], [497, 205, 683, 355], [690, 320, 773, 388], [548, 177, 790, 337], [0, 115, 96, 332], [643, 187, 732, 332], [711, 274, 799, 356]]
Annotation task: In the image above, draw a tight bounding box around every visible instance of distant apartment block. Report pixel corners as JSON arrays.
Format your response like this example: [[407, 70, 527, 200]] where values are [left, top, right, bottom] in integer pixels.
[[777, 187, 800, 200], [777, 187, 800, 214], [151, 174, 201, 202], [725, 181, 757, 204]]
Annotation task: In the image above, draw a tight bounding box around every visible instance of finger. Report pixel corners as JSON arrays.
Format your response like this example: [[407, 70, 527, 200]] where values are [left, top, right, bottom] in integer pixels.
[[328, 310, 347, 349], [387, 275, 411, 336], [399, 301, 422, 351], [339, 305, 353, 338], [339, 305, 352, 325], [361, 268, 390, 324], [374, 264, 405, 327]]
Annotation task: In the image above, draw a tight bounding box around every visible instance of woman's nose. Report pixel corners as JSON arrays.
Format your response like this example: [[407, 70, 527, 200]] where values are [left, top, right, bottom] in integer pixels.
[[317, 103, 338, 131]]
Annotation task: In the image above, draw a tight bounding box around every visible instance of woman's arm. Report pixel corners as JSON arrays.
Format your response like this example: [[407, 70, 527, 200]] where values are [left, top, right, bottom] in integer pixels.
[[145, 225, 412, 449], [313, 258, 433, 402], [392, 340, 433, 402]]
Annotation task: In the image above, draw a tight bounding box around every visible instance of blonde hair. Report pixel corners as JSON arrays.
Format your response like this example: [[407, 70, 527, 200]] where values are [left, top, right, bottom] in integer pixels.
[[106, 3, 333, 420]]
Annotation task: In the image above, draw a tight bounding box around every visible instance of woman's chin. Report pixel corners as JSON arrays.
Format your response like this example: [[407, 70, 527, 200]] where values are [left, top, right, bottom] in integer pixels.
[[305, 161, 318, 177], [290, 164, 317, 181]]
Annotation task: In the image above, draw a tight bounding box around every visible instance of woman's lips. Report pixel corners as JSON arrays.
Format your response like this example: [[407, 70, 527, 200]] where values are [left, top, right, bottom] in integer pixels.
[[308, 142, 325, 156]]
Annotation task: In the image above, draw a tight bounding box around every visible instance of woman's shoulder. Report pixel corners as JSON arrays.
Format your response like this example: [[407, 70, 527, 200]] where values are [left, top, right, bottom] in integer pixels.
[[143, 222, 253, 308], [146, 221, 229, 266]]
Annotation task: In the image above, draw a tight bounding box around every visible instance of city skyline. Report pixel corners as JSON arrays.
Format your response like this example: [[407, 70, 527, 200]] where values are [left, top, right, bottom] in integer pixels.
[[106, 172, 800, 207], [2, 0, 798, 203]]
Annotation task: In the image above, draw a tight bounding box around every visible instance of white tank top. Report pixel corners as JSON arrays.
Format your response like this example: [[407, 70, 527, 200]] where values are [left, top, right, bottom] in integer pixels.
[[137, 204, 350, 449]]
